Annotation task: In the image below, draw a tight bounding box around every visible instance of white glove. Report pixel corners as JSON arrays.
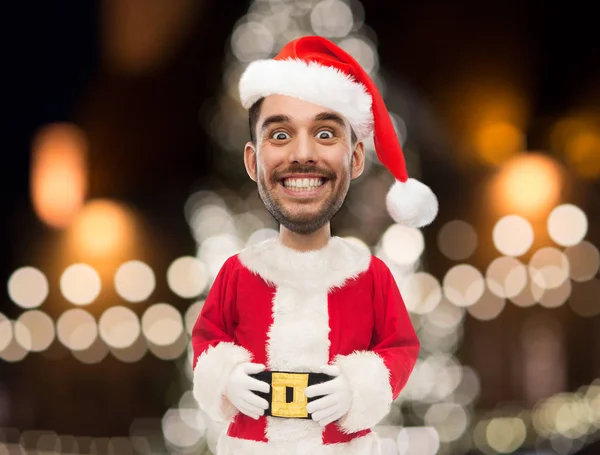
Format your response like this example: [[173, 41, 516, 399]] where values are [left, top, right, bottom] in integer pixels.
[[224, 363, 270, 420], [305, 365, 352, 427]]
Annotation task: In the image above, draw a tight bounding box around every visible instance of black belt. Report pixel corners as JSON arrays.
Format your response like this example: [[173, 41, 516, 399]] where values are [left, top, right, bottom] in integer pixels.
[[249, 371, 333, 419]]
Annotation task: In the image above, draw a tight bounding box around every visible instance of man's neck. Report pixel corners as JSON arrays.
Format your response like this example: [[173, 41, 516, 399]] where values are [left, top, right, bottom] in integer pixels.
[[279, 223, 331, 252]]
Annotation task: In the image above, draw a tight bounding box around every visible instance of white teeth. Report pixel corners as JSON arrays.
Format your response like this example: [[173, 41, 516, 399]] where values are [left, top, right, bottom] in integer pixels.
[[282, 177, 324, 191]]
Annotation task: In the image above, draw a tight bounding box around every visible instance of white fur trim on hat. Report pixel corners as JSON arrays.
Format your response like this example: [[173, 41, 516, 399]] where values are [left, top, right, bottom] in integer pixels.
[[239, 58, 374, 140], [386, 178, 439, 228]]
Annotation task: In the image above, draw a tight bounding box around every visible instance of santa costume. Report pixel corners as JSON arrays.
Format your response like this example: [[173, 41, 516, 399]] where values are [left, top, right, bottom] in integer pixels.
[[191, 36, 438, 454]]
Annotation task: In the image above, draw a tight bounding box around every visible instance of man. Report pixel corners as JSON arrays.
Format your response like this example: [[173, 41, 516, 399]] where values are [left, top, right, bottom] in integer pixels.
[[191, 36, 438, 454]]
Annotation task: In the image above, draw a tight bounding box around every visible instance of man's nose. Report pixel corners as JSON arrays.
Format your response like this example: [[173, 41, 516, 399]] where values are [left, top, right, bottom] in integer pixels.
[[289, 132, 318, 164]]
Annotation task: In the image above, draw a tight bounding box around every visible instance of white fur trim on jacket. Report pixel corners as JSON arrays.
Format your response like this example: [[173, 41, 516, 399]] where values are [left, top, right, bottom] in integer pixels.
[[193, 342, 252, 422], [333, 351, 393, 433], [217, 431, 382, 455], [238, 236, 371, 293], [239, 58, 374, 140]]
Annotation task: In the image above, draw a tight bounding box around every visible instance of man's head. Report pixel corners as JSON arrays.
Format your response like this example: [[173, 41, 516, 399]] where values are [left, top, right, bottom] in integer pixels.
[[244, 95, 365, 235], [238, 36, 438, 228]]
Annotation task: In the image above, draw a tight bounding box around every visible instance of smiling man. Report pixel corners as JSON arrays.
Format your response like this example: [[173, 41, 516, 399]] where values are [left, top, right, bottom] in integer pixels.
[[191, 36, 438, 455]]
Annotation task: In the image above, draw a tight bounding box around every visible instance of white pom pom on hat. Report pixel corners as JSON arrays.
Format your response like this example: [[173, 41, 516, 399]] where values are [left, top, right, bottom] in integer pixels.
[[239, 36, 439, 227]]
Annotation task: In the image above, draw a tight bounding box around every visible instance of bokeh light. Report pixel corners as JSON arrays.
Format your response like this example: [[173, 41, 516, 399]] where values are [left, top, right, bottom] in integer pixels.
[[564, 241, 600, 282], [473, 121, 524, 167], [14, 310, 55, 352], [437, 220, 478, 261], [486, 256, 527, 298], [60, 263, 102, 305], [166, 257, 208, 299], [70, 199, 136, 258], [492, 153, 562, 218], [443, 264, 485, 307], [400, 272, 442, 315], [142, 303, 184, 346], [98, 306, 141, 349], [396, 427, 440, 455], [492, 215, 534, 257], [547, 204, 588, 247], [424, 403, 469, 442], [56, 309, 98, 351], [7, 266, 49, 309], [381, 224, 425, 266], [552, 116, 600, 179], [231, 22, 274, 62], [184, 300, 204, 336], [486, 417, 527, 453], [114, 260, 156, 302], [467, 289, 506, 321], [0, 313, 14, 353], [310, 0, 353, 38], [529, 247, 570, 290], [30, 123, 87, 229]]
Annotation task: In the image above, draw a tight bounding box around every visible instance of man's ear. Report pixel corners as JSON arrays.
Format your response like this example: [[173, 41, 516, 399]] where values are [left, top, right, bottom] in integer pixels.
[[351, 141, 365, 180], [244, 142, 257, 182]]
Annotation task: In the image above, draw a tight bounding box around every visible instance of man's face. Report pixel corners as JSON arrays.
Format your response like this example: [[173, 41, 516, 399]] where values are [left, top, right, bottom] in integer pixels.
[[244, 95, 365, 235]]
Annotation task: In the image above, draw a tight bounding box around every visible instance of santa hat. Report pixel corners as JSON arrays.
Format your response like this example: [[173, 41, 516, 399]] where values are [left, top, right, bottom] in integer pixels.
[[239, 35, 438, 228]]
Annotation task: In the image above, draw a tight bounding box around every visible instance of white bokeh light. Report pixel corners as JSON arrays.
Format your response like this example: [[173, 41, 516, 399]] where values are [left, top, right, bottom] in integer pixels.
[[547, 204, 588, 247], [424, 403, 469, 442], [339, 37, 378, 74], [397, 427, 440, 455], [486, 256, 527, 298], [198, 234, 243, 280], [184, 300, 205, 336], [142, 303, 184, 346], [99, 306, 141, 349], [14, 310, 55, 352], [246, 228, 278, 247], [162, 409, 203, 449], [310, 0, 353, 38], [0, 313, 13, 353], [467, 289, 506, 321], [529, 247, 570, 290], [443, 264, 485, 307], [492, 215, 534, 257], [381, 224, 425, 266], [231, 22, 275, 62], [167, 257, 209, 299], [56, 309, 98, 351], [401, 272, 442, 315], [7, 266, 49, 309], [114, 260, 156, 302], [60, 264, 102, 305]]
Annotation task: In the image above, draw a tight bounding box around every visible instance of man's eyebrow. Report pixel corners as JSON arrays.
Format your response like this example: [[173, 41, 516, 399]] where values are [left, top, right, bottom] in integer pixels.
[[314, 112, 346, 128], [260, 114, 291, 134]]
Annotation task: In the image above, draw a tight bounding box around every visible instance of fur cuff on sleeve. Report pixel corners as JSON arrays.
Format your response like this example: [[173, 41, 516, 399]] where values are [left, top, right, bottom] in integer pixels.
[[334, 351, 393, 433], [193, 342, 252, 422]]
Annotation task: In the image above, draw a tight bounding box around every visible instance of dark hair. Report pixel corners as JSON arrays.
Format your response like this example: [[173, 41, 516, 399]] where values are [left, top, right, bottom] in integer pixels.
[[248, 97, 358, 145]]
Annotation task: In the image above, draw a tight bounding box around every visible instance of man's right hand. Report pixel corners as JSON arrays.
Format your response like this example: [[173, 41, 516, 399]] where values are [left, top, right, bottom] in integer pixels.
[[224, 363, 270, 420]]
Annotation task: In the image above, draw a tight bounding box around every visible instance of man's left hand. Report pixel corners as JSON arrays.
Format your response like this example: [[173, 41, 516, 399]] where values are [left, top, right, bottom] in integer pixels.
[[305, 365, 352, 426]]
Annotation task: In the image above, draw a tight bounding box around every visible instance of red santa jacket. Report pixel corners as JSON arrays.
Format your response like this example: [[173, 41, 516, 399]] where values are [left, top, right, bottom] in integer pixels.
[[191, 236, 419, 455]]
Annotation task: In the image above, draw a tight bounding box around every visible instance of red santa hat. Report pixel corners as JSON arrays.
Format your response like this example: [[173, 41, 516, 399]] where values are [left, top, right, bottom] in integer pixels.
[[239, 35, 438, 228]]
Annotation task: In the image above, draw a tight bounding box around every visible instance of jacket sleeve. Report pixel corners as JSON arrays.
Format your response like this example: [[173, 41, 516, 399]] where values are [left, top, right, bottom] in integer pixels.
[[191, 256, 253, 422], [334, 257, 420, 433]]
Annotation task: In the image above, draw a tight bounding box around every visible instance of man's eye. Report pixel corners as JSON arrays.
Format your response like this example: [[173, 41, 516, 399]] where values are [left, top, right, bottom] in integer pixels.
[[271, 131, 291, 140], [316, 131, 334, 139]]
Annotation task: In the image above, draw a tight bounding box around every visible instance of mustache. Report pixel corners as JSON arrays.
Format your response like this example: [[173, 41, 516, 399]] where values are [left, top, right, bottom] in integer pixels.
[[273, 164, 335, 181]]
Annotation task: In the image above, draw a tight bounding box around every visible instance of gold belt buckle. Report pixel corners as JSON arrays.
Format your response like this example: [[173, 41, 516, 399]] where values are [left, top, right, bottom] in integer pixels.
[[271, 372, 309, 418]]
